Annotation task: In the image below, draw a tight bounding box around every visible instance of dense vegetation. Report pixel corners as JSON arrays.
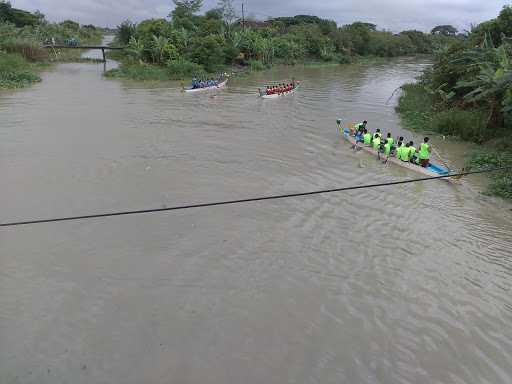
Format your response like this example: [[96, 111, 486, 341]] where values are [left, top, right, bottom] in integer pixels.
[[0, 1, 102, 89], [397, 6, 512, 198], [107, 0, 455, 80]]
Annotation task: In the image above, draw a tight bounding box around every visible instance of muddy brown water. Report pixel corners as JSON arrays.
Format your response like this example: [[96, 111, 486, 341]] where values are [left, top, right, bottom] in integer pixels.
[[1, 52, 512, 384]]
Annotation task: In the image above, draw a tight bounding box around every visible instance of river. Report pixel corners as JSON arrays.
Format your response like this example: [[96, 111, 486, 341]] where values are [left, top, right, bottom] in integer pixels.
[[1, 50, 512, 384]]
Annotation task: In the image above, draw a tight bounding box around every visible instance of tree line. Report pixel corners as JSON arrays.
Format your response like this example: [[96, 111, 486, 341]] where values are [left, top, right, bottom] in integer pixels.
[[111, 0, 457, 76]]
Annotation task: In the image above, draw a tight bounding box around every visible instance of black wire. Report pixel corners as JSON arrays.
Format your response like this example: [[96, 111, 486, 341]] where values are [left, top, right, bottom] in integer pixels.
[[0, 167, 509, 228]]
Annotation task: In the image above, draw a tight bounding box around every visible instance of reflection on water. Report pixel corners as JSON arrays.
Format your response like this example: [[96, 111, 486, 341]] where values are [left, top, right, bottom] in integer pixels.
[[1, 56, 512, 384]]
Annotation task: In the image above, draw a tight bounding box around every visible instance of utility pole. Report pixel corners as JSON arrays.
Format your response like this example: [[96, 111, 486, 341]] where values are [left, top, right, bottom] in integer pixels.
[[241, 2, 245, 31]]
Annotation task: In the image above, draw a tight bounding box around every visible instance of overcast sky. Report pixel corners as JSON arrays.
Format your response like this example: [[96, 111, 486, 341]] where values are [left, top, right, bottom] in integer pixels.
[[10, 0, 511, 32]]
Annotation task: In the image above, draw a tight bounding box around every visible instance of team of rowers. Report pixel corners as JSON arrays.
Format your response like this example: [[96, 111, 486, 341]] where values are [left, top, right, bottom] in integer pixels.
[[264, 82, 296, 95], [191, 73, 226, 89], [350, 120, 432, 167], [258, 80, 298, 96]]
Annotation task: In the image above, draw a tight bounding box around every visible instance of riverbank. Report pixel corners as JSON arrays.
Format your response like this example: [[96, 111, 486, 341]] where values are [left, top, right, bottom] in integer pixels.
[[0, 46, 103, 90], [0, 53, 46, 89], [0, 10, 103, 90], [0, 38, 105, 90], [397, 83, 512, 199], [103, 54, 416, 83], [394, 6, 512, 199]]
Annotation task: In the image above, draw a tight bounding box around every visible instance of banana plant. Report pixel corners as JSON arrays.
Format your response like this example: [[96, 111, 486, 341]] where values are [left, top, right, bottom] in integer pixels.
[[455, 36, 512, 126], [127, 36, 145, 64]]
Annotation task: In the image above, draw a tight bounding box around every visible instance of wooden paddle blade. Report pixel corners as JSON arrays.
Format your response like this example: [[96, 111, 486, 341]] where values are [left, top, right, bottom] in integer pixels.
[[451, 167, 465, 180]]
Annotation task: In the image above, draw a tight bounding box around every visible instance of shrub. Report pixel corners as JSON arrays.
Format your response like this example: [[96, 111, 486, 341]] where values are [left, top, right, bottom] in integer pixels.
[[105, 60, 206, 81], [117, 20, 136, 45], [104, 63, 167, 81], [467, 151, 512, 198], [166, 58, 205, 79], [2, 38, 48, 60], [0, 52, 28, 71], [397, 83, 434, 131], [337, 54, 352, 64], [0, 53, 41, 88], [189, 34, 226, 72], [248, 59, 265, 71], [429, 108, 488, 142]]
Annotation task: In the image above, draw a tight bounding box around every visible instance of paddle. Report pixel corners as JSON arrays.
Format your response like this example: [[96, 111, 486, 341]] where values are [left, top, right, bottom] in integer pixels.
[[432, 145, 451, 171]]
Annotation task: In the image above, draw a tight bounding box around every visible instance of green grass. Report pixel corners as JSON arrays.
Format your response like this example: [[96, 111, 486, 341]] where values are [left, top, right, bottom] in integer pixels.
[[396, 83, 434, 131], [430, 108, 488, 142], [105, 63, 168, 81], [105, 59, 209, 81], [397, 83, 488, 141], [467, 151, 512, 199], [0, 53, 41, 89], [247, 59, 266, 71], [0, 34, 104, 89]]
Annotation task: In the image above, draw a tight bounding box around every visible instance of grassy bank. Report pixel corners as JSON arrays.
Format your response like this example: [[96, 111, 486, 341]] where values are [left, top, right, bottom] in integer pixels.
[[397, 83, 489, 140], [0, 53, 45, 89], [467, 149, 512, 199], [1, 8, 103, 90], [397, 83, 512, 199], [104, 53, 411, 83], [104, 59, 207, 81], [395, 6, 512, 199], [0, 37, 103, 90]]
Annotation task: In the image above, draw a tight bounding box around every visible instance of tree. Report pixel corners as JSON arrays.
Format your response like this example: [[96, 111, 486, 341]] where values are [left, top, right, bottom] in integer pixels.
[[431, 25, 458, 36], [170, 0, 203, 19], [151, 35, 177, 64], [456, 39, 512, 128], [34, 10, 46, 25], [60, 20, 80, 31], [217, 0, 236, 25], [126, 36, 145, 63], [170, 0, 203, 30], [117, 20, 136, 45], [0, 1, 39, 27], [189, 34, 225, 71], [400, 30, 432, 53], [338, 22, 374, 55], [470, 6, 512, 46]]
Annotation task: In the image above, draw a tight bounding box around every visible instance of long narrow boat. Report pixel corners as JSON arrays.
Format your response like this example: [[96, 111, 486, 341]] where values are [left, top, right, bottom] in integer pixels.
[[183, 78, 228, 93], [259, 84, 300, 99], [340, 127, 455, 180]]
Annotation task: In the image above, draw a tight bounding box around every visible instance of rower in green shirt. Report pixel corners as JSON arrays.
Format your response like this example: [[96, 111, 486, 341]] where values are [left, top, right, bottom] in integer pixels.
[[363, 129, 372, 145], [372, 134, 381, 151], [385, 132, 394, 145], [400, 142, 411, 161], [395, 141, 403, 158], [383, 140, 392, 156], [407, 141, 417, 163], [417, 137, 431, 167]]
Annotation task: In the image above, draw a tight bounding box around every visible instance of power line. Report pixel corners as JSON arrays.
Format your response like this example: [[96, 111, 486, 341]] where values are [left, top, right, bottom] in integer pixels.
[[0, 167, 509, 228]]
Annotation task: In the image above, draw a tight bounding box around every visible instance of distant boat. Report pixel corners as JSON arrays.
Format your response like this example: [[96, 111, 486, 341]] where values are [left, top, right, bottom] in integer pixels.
[[183, 78, 228, 93], [259, 82, 300, 99]]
